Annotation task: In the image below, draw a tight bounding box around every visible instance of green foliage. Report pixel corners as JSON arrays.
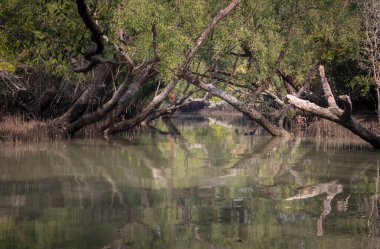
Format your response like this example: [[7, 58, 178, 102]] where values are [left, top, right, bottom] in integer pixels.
[[0, 0, 86, 80], [0, 0, 369, 99], [0, 61, 15, 72], [349, 75, 374, 96], [110, 0, 211, 79]]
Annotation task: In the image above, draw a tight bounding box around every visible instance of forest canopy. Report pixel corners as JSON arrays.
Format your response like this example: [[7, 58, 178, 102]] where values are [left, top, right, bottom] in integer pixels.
[[0, 0, 379, 147]]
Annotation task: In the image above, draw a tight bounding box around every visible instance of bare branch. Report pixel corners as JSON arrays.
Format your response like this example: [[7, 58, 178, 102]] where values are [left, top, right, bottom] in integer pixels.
[[263, 90, 285, 107], [113, 41, 134, 69], [278, 60, 319, 127], [184, 73, 290, 137], [151, 24, 159, 61]]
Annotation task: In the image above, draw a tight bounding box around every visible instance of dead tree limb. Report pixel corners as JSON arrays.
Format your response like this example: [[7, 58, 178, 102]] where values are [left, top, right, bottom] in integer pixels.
[[286, 65, 380, 148]]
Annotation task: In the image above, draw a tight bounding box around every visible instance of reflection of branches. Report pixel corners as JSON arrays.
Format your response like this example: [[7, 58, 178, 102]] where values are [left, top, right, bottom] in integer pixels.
[[286, 181, 342, 201], [231, 137, 288, 169], [368, 163, 379, 238], [317, 192, 339, 237], [113, 138, 222, 248], [286, 181, 343, 236], [232, 137, 307, 188], [103, 173, 124, 207]]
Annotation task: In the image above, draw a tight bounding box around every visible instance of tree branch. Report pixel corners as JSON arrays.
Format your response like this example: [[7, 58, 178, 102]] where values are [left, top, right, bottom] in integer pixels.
[[151, 24, 159, 61], [184, 73, 290, 137], [319, 65, 338, 109], [104, 0, 241, 135], [179, 0, 241, 75], [278, 60, 319, 127], [286, 65, 380, 148], [73, 0, 106, 73]]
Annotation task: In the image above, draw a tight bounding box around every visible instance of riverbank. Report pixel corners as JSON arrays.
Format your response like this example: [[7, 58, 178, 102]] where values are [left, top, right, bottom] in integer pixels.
[[0, 116, 99, 144], [1, 113, 379, 145], [0, 116, 57, 144]]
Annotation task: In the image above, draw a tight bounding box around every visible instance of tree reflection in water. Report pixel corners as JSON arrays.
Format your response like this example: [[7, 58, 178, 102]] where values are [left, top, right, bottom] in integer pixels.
[[0, 117, 379, 249], [366, 164, 380, 248], [286, 181, 343, 236]]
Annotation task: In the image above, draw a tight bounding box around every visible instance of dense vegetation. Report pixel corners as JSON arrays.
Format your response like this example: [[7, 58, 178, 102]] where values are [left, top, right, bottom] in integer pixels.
[[0, 0, 379, 146]]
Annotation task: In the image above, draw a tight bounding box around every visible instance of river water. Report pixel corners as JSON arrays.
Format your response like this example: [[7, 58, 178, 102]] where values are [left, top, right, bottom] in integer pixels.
[[0, 115, 379, 249]]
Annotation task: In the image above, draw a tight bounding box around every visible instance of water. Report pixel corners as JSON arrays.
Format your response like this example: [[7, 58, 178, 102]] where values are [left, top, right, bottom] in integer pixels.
[[0, 115, 379, 249]]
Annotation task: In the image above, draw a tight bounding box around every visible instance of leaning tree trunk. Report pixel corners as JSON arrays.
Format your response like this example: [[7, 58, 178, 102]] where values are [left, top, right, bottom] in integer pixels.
[[104, 78, 180, 134], [65, 66, 154, 135], [184, 73, 291, 137], [54, 63, 114, 125], [278, 61, 319, 128], [100, 69, 158, 131], [103, 0, 241, 135], [286, 65, 380, 149]]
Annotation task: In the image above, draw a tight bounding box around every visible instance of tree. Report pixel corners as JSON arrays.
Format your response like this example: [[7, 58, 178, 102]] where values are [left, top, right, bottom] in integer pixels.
[[179, 0, 361, 135], [51, 0, 241, 136], [1, 0, 379, 148], [286, 65, 380, 148], [358, 0, 380, 122]]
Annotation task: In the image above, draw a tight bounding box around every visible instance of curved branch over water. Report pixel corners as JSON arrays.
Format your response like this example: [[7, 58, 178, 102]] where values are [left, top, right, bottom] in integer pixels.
[[286, 65, 380, 148]]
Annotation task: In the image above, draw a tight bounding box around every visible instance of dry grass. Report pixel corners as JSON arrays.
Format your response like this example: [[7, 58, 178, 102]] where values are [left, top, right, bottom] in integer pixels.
[[301, 117, 380, 149], [0, 116, 63, 144], [0, 116, 109, 145], [306, 117, 380, 137]]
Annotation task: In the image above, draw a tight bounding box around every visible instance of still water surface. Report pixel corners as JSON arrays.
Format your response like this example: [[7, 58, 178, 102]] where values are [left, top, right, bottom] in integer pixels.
[[0, 116, 379, 249]]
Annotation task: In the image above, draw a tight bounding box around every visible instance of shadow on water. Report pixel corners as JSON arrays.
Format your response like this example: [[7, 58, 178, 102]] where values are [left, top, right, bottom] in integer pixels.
[[0, 115, 379, 249]]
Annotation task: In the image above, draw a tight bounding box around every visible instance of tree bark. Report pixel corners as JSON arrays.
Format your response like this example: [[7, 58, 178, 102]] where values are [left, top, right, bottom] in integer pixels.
[[100, 69, 157, 130], [319, 65, 338, 110], [104, 78, 180, 134]]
